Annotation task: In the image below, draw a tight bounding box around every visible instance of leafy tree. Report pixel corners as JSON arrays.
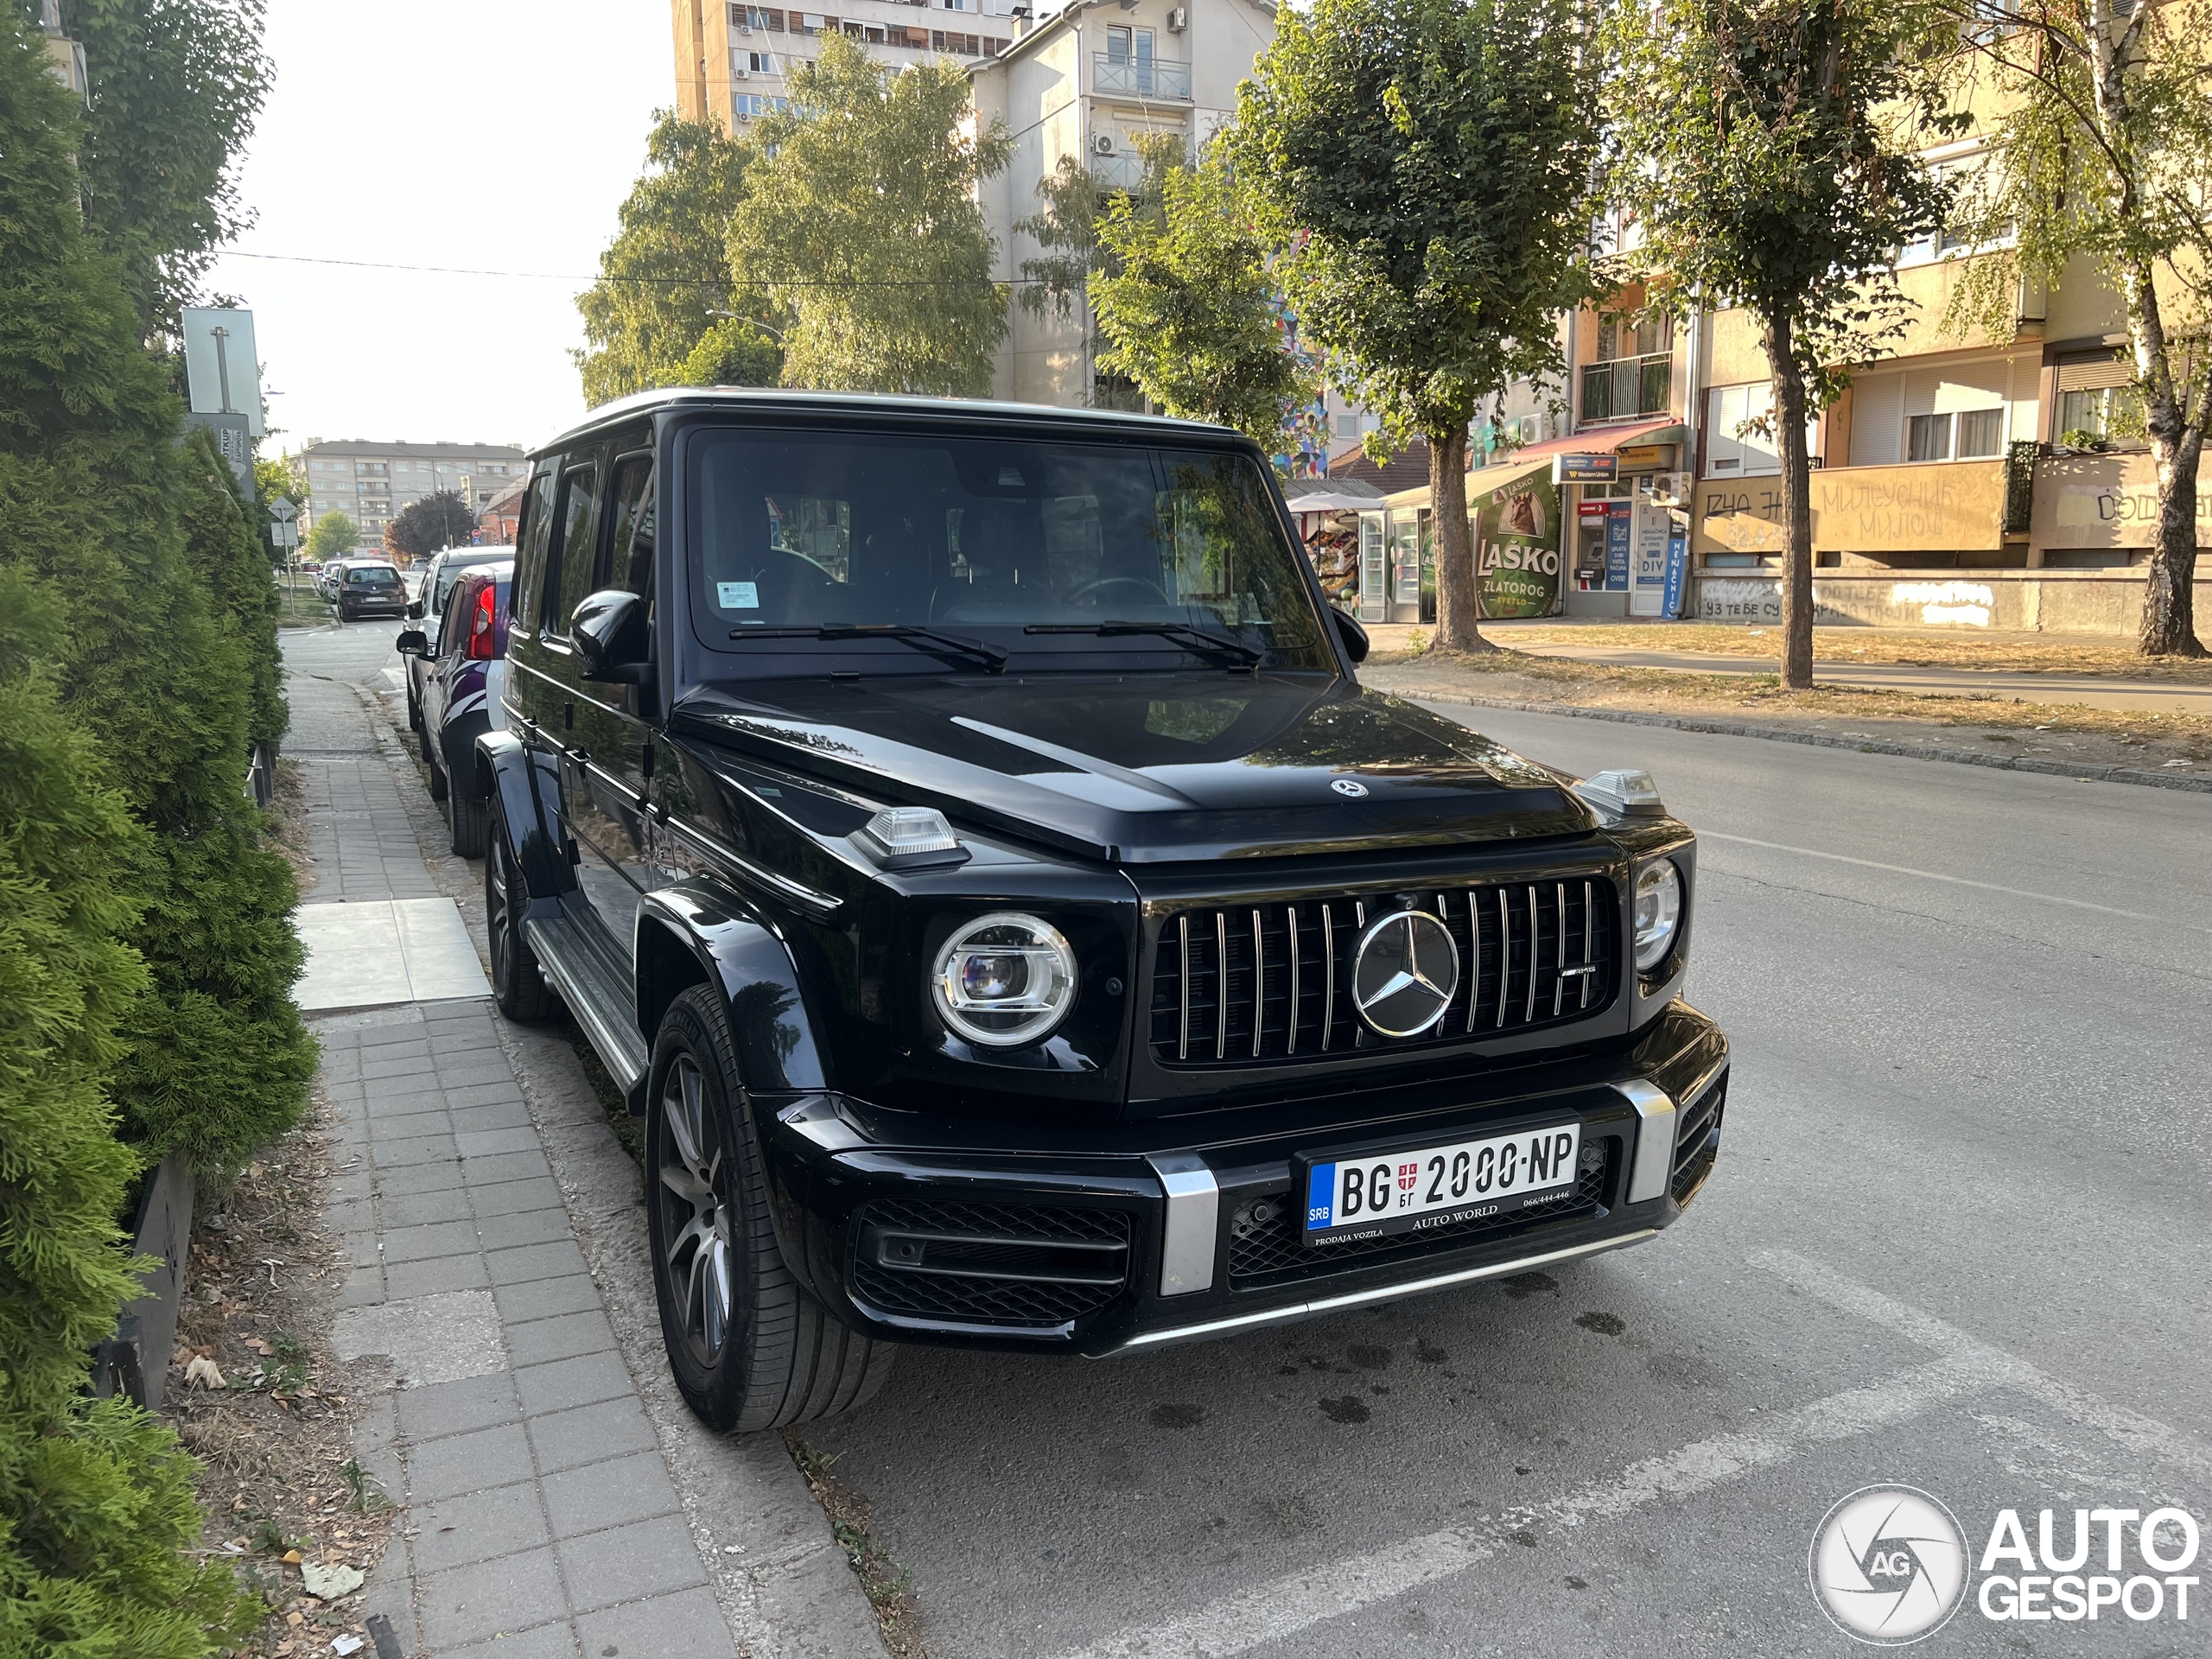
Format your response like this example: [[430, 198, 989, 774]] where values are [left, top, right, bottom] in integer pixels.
[[1936, 0, 2210, 657], [1091, 146, 1313, 447], [43, 0, 273, 340], [677, 315, 783, 387], [575, 112, 756, 407], [302, 507, 359, 562], [1230, 0, 1605, 652], [1607, 0, 1957, 688], [728, 32, 1012, 396], [385, 489, 475, 558], [1014, 143, 1179, 406]]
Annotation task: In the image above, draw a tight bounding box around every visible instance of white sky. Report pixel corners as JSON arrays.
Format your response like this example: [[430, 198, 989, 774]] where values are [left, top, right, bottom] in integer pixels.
[[213, 0, 671, 456]]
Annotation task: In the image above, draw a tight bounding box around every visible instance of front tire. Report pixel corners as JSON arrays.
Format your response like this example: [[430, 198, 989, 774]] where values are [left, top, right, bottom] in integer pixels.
[[486, 795, 553, 1022], [646, 985, 893, 1433]]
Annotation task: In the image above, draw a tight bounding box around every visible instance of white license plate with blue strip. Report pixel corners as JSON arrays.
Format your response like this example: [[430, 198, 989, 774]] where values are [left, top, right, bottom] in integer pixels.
[[1300, 1123, 1583, 1247]]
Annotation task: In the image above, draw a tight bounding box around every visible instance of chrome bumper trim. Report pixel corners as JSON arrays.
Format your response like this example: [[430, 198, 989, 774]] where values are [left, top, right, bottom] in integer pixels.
[[1107, 1228, 1659, 1353], [1147, 1153, 1219, 1298], [1615, 1077, 1676, 1204]]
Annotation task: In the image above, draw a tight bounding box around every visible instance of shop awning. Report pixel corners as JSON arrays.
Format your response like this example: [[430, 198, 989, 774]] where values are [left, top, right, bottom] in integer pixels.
[[1380, 454, 1551, 512], [1283, 485, 1386, 513]]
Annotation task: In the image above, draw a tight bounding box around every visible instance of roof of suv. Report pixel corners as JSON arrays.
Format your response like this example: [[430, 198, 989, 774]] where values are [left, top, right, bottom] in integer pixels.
[[531, 387, 1243, 461]]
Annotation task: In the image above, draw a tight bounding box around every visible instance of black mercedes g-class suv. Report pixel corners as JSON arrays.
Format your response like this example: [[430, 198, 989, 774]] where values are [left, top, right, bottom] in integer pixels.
[[476, 388, 1727, 1433]]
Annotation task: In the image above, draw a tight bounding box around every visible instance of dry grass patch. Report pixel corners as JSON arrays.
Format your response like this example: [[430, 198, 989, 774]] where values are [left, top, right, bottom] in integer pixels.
[[1365, 649, 2212, 776], [1471, 622, 2212, 679]]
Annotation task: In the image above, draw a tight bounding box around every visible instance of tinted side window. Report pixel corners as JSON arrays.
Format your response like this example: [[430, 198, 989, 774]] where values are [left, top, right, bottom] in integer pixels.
[[545, 464, 601, 636], [601, 454, 656, 599], [512, 466, 557, 632], [437, 579, 472, 655]]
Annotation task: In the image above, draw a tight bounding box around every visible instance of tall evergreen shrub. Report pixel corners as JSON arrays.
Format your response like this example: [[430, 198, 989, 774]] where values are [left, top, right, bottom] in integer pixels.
[[0, 14, 311, 1173], [0, 577, 257, 1655]]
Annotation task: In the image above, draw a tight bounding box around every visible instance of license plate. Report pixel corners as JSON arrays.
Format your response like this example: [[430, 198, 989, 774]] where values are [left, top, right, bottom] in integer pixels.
[[1300, 1122, 1583, 1246]]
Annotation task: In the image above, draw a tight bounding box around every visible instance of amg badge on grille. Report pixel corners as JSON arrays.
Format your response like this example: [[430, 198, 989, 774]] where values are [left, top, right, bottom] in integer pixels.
[[1351, 910, 1461, 1037]]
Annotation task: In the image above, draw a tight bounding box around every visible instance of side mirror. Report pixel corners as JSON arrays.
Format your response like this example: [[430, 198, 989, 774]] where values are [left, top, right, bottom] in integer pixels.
[[405, 599, 424, 619], [572, 588, 651, 684], [1332, 607, 1370, 664], [394, 629, 429, 657]]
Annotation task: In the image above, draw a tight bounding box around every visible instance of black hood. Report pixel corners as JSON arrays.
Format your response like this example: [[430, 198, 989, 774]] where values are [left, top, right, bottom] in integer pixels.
[[670, 672, 1600, 863]]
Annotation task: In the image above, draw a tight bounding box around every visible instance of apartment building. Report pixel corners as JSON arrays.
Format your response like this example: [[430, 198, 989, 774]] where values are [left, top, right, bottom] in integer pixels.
[[969, 0, 1277, 406], [675, 0, 1019, 131], [295, 440, 529, 543]]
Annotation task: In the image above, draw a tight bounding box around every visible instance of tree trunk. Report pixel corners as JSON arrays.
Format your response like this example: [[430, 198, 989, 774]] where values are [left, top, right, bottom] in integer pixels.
[[2119, 265, 2208, 656], [1762, 307, 1815, 690], [1429, 423, 1493, 652]]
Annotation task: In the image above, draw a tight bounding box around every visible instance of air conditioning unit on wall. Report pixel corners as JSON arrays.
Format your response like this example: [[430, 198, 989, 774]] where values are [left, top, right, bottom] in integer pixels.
[[1649, 471, 1693, 506], [1167, 6, 1188, 29], [1093, 132, 1115, 156]]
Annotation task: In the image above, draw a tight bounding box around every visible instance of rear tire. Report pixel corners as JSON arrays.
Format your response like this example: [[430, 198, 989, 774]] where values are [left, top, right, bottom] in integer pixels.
[[486, 795, 554, 1022], [449, 784, 487, 859], [646, 984, 894, 1432]]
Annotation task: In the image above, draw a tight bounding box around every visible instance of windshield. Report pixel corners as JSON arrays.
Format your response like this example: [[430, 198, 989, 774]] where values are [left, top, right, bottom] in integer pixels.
[[685, 429, 1331, 671], [434, 550, 512, 613], [348, 566, 400, 588]]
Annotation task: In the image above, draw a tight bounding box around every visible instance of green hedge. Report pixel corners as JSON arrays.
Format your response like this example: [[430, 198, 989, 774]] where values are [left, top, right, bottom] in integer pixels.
[[0, 17, 293, 1655]]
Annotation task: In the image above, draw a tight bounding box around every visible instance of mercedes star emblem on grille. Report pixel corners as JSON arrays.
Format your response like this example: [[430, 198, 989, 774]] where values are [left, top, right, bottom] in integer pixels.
[[1351, 909, 1461, 1037], [1331, 778, 1369, 798]]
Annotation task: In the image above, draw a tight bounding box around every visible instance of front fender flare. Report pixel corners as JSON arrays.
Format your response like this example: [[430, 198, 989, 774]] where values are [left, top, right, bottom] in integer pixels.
[[635, 881, 837, 1299], [473, 728, 563, 908]]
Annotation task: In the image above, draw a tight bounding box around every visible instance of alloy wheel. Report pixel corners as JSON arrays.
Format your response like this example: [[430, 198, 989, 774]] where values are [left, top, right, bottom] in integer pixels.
[[487, 832, 513, 987], [658, 1056, 733, 1365]]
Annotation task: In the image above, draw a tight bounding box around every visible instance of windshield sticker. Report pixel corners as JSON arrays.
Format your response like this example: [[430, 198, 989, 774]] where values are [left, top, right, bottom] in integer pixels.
[[718, 581, 760, 609]]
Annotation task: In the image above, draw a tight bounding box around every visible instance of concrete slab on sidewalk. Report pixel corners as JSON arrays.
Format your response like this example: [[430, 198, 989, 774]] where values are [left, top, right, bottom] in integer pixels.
[[296, 897, 491, 1010]]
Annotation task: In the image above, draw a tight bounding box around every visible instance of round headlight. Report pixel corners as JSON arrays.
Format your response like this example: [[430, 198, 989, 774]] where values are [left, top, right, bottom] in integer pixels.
[[931, 912, 1078, 1047], [1632, 860, 1682, 972]]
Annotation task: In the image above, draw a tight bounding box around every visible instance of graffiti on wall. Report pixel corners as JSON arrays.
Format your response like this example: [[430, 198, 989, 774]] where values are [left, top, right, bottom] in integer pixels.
[[1695, 577, 1853, 625], [1693, 462, 2005, 555]]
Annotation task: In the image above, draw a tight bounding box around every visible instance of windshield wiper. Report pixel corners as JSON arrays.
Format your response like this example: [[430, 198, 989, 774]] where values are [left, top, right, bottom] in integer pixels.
[[1025, 621, 1264, 666], [726, 623, 1007, 674]]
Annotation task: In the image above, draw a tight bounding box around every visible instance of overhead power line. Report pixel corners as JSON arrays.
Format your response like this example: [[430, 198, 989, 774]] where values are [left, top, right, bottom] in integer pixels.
[[213, 249, 1046, 288]]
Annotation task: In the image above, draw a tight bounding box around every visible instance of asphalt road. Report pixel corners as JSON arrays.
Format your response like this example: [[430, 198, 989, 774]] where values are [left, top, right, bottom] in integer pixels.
[[807, 705, 2212, 1658]]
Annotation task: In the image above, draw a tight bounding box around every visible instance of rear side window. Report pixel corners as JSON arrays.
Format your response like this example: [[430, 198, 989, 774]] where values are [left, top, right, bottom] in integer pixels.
[[512, 467, 557, 632], [601, 454, 656, 599], [544, 464, 601, 636]]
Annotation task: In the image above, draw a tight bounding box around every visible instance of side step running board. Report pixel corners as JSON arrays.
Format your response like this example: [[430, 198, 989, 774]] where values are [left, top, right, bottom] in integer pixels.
[[524, 914, 650, 1105]]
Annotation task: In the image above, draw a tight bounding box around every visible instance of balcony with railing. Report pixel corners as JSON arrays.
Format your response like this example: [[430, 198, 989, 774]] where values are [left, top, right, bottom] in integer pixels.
[[1580, 353, 1672, 425], [1090, 150, 1147, 192], [1092, 54, 1191, 100]]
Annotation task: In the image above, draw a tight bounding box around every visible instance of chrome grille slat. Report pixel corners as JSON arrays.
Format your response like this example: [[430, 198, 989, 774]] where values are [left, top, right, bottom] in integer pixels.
[[1148, 876, 1617, 1068], [1177, 914, 1190, 1061], [1214, 911, 1229, 1061]]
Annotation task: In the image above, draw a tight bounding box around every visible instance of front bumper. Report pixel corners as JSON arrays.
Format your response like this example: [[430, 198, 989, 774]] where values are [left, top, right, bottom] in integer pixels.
[[757, 1001, 1728, 1356]]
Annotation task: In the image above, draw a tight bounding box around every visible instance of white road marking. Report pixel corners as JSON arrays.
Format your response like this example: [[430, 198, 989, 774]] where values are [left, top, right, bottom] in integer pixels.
[[1747, 1248, 2212, 1483], [1701, 831, 2186, 926], [1050, 1253, 2206, 1659], [1051, 1354, 1982, 1659]]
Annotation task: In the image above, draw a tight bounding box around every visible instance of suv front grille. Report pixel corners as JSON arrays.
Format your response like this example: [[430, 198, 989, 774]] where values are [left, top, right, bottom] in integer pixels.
[[1226, 1136, 1618, 1285], [1149, 878, 1615, 1066], [847, 1199, 1131, 1330]]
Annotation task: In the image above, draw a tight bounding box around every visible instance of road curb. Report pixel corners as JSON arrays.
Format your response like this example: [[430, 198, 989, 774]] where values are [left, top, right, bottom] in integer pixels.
[[1376, 683, 2212, 795]]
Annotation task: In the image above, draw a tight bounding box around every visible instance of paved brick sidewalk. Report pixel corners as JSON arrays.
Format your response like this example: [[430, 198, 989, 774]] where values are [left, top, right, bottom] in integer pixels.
[[324, 1005, 735, 1658], [287, 651, 742, 1658]]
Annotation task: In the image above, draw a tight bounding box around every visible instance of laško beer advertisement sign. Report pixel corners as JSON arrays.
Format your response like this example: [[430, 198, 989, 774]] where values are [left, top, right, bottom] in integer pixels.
[[1474, 463, 1561, 619]]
